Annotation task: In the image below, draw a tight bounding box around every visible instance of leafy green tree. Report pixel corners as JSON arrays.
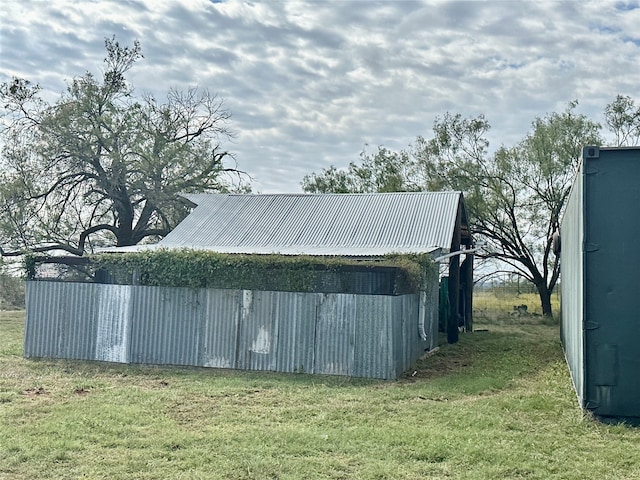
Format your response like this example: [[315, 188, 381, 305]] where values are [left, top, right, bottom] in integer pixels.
[[302, 103, 604, 317], [604, 94, 640, 146], [302, 146, 419, 193], [415, 103, 602, 316], [0, 37, 247, 257]]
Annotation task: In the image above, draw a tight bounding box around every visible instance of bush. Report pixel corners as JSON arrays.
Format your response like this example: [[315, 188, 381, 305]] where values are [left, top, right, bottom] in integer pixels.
[[0, 274, 25, 310]]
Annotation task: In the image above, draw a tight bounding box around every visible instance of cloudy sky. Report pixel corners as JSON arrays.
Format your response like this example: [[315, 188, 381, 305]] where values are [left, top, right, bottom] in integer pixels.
[[1, 0, 639, 192]]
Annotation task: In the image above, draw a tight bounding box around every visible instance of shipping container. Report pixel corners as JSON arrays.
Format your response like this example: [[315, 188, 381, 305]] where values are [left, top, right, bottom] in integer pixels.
[[561, 146, 640, 422]]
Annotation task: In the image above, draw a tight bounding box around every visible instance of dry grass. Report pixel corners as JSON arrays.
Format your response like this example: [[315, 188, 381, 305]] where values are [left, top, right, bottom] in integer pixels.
[[474, 290, 560, 320]]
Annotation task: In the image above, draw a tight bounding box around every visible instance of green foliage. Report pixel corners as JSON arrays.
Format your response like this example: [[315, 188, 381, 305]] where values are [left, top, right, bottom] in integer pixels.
[[86, 249, 436, 294], [0, 259, 25, 309], [605, 94, 640, 146], [382, 252, 437, 290], [415, 103, 603, 317], [302, 146, 419, 193], [22, 253, 38, 281]]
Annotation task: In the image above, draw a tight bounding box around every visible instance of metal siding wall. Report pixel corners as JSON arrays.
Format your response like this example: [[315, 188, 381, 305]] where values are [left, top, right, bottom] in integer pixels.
[[399, 295, 419, 374], [167, 286, 203, 366], [129, 286, 162, 364], [129, 286, 203, 366], [95, 284, 132, 363], [24, 281, 438, 379], [400, 294, 434, 377], [24, 282, 97, 361], [425, 272, 440, 352], [395, 296, 410, 376], [314, 270, 396, 295], [273, 291, 317, 374], [561, 162, 585, 405], [398, 268, 439, 376], [63, 283, 98, 361], [314, 294, 356, 376], [349, 271, 388, 295], [353, 295, 394, 379], [201, 289, 241, 369], [236, 290, 278, 372], [25, 281, 61, 358]]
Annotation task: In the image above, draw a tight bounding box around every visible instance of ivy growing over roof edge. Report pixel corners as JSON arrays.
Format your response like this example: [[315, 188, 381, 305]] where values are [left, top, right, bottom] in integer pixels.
[[25, 250, 437, 295]]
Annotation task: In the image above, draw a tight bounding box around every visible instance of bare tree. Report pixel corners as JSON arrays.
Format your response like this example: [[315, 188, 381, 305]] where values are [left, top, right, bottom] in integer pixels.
[[0, 38, 248, 257]]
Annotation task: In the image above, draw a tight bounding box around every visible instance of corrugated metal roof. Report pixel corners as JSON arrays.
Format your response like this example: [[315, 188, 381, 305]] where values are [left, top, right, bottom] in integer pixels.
[[154, 191, 463, 256]]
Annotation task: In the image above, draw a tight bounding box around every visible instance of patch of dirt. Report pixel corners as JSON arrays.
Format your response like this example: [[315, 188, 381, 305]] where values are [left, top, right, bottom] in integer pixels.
[[22, 386, 48, 398]]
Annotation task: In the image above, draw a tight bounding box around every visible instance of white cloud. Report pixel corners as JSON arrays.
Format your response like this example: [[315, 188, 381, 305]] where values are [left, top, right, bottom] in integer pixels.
[[1, 0, 639, 192]]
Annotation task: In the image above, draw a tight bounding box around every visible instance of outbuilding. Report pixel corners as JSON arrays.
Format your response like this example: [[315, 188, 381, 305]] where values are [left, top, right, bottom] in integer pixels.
[[25, 191, 474, 379]]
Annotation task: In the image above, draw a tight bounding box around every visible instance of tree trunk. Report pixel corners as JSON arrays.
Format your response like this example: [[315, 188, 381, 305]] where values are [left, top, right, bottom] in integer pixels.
[[536, 283, 553, 317]]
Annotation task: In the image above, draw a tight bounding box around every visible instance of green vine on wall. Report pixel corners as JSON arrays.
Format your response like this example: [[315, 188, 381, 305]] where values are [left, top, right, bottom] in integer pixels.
[[23, 253, 38, 281], [92, 250, 437, 293], [27, 249, 437, 294]]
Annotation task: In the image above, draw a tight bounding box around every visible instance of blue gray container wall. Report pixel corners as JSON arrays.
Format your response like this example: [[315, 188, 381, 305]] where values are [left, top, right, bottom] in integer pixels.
[[561, 146, 640, 420], [25, 281, 436, 380]]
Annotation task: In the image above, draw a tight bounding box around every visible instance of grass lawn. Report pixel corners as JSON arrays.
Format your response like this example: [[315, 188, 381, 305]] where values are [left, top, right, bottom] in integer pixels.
[[1, 308, 639, 479]]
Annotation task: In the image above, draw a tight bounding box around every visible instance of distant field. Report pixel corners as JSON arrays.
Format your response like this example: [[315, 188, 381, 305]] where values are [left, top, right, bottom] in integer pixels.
[[1, 308, 638, 480], [474, 290, 560, 319]]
